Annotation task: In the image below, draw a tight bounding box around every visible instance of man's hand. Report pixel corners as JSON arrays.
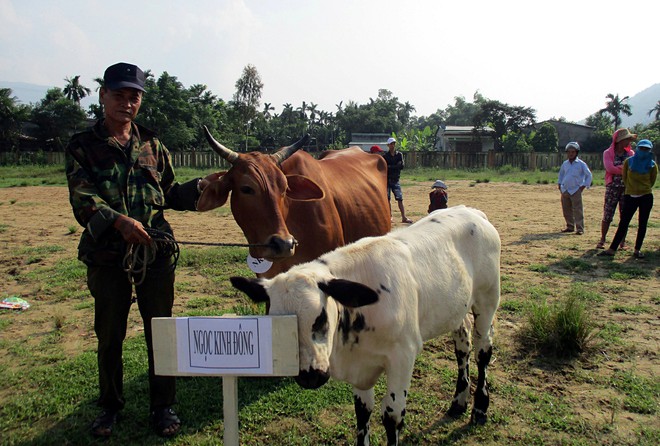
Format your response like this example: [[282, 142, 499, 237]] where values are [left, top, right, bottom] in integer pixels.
[[113, 215, 152, 245], [199, 172, 223, 193]]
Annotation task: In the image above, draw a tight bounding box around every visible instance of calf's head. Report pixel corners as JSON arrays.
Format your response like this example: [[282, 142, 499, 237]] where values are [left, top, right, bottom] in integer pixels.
[[230, 272, 378, 388], [197, 127, 324, 260]]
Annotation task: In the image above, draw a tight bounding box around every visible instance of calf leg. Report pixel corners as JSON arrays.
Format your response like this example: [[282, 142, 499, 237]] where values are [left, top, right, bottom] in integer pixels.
[[470, 310, 495, 425], [353, 387, 374, 446], [381, 355, 414, 446], [447, 316, 472, 418]]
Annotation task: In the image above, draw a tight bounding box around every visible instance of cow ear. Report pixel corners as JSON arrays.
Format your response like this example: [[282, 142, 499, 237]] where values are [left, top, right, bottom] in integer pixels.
[[197, 173, 230, 211], [285, 174, 325, 201], [318, 279, 378, 308], [230, 276, 270, 303]]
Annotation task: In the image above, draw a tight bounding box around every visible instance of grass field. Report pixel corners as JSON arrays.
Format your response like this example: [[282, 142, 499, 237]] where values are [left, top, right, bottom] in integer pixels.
[[0, 164, 658, 445]]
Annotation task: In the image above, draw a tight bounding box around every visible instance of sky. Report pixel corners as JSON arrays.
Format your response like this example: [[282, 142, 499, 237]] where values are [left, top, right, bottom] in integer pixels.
[[1, 0, 658, 123]]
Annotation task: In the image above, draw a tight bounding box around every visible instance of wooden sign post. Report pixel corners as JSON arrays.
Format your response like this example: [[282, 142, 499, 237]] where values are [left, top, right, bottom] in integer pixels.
[[152, 315, 299, 445]]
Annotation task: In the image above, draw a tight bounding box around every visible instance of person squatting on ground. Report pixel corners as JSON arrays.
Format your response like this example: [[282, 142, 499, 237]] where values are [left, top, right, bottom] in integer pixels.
[[599, 139, 657, 259], [382, 137, 413, 223], [597, 128, 635, 249], [557, 142, 592, 235], [65, 62, 218, 438], [428, 179, 448, 212]]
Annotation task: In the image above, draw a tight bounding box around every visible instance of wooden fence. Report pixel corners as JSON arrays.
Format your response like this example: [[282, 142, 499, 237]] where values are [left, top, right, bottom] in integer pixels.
[[405, 151, 604, 170], [0, 150, 605, 171]]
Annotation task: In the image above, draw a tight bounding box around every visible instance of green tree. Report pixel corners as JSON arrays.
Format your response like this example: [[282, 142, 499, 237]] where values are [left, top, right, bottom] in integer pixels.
[[648, 100, 660, 121], [444, 92, 485, 125], [137, 72, 232, 151], [531, 122, 559, 152], [233, 64, 264, 151], [87, 77, 105, 119], [334, 89, 405, 142], [598, 93, 632, 129], [0, 88, 31, 151], [502, 131, 533, 152], [63, 75, 91, 106], [585, 112, 612, 132], [31, 88, 87, 148], [398, 101, 416, 127], [395, 126, 435, 152], [262, 102, 275, 120], [412, 108, 447, 133], [472, 99, 536, 149]]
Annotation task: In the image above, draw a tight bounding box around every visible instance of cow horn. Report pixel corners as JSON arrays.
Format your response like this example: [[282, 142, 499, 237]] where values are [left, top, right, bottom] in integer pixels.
[[271, 134, 310, 165], [203, 125, 239, 164]]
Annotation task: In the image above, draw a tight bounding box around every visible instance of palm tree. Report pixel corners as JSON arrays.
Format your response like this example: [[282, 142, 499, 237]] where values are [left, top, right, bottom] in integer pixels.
[[598, 93, 632, 128], [262, 102, 275, 120], [307, 102, 318, 128], [297, 101, 308, 120], [63, 75, 91, 106], [398, 101, 416, 126], [92, 77, 104, 91], [648, 100, 660, 121]]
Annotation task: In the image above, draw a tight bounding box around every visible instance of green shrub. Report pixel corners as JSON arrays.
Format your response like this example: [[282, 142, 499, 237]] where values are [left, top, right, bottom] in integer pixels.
[[523, 295, 596, 357]]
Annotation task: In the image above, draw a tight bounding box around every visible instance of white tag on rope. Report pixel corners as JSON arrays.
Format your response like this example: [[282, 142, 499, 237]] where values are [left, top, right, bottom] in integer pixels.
[[247, 254, 273, 274]]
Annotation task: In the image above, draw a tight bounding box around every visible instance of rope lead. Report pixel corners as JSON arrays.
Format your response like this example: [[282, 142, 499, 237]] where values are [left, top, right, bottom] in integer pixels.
[[121, 228, 272, 286], [122, 228, 180, 286]]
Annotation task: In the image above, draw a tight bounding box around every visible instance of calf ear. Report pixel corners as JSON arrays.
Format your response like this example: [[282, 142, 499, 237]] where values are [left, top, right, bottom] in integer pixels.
[[196, 173, 230, 211], [285, 174, 325, 201], [230, 276, 270, 303], [318, 279, 378, 308]]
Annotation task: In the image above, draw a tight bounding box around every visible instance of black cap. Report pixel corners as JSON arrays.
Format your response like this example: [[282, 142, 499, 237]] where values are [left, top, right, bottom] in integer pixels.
[[103, 62, 146, 92]]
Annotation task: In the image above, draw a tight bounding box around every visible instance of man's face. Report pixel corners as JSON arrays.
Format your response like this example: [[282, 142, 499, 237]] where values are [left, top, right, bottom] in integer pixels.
[[566, 148, 578, 161], [100, 87, 143, 125], [387, 142, 396, 151]]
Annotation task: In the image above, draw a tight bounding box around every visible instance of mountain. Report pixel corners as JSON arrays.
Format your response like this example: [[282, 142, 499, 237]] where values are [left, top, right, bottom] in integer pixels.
[[0, 81, 97, 108], [619, 83, 659, 128]]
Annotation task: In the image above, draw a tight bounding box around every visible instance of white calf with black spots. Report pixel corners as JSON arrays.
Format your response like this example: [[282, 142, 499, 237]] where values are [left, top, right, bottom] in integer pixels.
[[231, 205, 501, 446]]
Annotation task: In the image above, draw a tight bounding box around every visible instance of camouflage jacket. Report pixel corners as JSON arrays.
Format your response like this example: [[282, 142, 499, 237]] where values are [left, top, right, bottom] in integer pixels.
[[65, 120, 200, 265]]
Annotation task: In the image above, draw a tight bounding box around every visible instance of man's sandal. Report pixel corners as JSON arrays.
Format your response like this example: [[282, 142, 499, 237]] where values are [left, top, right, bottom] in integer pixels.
[[596, 241, 605, 249], [151, 407, 181, 438], [91, 410, 118, 437]]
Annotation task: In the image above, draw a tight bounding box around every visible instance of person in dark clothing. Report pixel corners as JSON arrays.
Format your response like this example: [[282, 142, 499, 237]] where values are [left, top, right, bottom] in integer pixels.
[[65, 62, 217, 438], [382, 137, 412, 223], [428, 179, 448, 212]]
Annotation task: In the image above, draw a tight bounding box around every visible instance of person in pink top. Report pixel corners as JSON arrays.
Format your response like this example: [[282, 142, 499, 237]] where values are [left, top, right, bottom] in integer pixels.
[[596, 128, 636, 249]]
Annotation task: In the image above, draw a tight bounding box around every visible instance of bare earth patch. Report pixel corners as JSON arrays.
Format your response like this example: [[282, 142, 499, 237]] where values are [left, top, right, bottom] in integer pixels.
[[0, 182, 658, 444]]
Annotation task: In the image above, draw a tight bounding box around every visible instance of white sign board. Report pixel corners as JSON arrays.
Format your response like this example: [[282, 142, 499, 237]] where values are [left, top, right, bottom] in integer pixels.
[[153, 315, 298, 377], [152, 315, 299, 446], [181, 317, 272, 374]]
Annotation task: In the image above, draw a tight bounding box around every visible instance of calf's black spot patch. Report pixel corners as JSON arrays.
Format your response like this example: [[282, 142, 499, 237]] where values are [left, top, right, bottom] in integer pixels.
[[311, 308, 328, 340]]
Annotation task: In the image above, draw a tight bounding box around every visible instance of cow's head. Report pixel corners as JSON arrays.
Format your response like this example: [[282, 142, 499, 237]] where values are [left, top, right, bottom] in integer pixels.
[[230, 271, 378, 389], [197, 126, 324, 260]]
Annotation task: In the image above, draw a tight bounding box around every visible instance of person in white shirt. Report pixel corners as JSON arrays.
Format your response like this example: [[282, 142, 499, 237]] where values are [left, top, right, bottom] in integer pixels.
[[557, 142, 592, 235]]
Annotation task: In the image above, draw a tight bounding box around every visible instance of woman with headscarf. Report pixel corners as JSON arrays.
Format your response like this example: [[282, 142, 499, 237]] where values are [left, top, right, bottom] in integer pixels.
[[599, 139, 657, 258], [596, 128, 635, 249]]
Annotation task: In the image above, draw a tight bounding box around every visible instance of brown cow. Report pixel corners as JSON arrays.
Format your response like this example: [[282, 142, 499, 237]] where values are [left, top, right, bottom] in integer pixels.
[[196, 127, 391, 277]]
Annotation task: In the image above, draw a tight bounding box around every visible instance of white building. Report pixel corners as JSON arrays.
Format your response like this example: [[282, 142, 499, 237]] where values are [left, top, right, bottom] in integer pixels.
[[434, 125, 495, 152]]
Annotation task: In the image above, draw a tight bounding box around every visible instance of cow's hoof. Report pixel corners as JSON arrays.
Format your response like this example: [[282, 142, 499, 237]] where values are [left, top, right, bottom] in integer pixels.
[[446, 401, 467, 418], [470, 409, 488, 426]]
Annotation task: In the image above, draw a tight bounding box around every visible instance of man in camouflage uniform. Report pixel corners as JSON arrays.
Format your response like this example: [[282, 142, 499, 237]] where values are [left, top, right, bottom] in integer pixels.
[[66, 62, 216, 438]]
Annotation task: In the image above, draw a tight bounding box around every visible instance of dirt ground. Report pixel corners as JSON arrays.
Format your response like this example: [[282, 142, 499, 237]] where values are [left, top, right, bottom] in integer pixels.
[[0, 182, 658, 442]]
